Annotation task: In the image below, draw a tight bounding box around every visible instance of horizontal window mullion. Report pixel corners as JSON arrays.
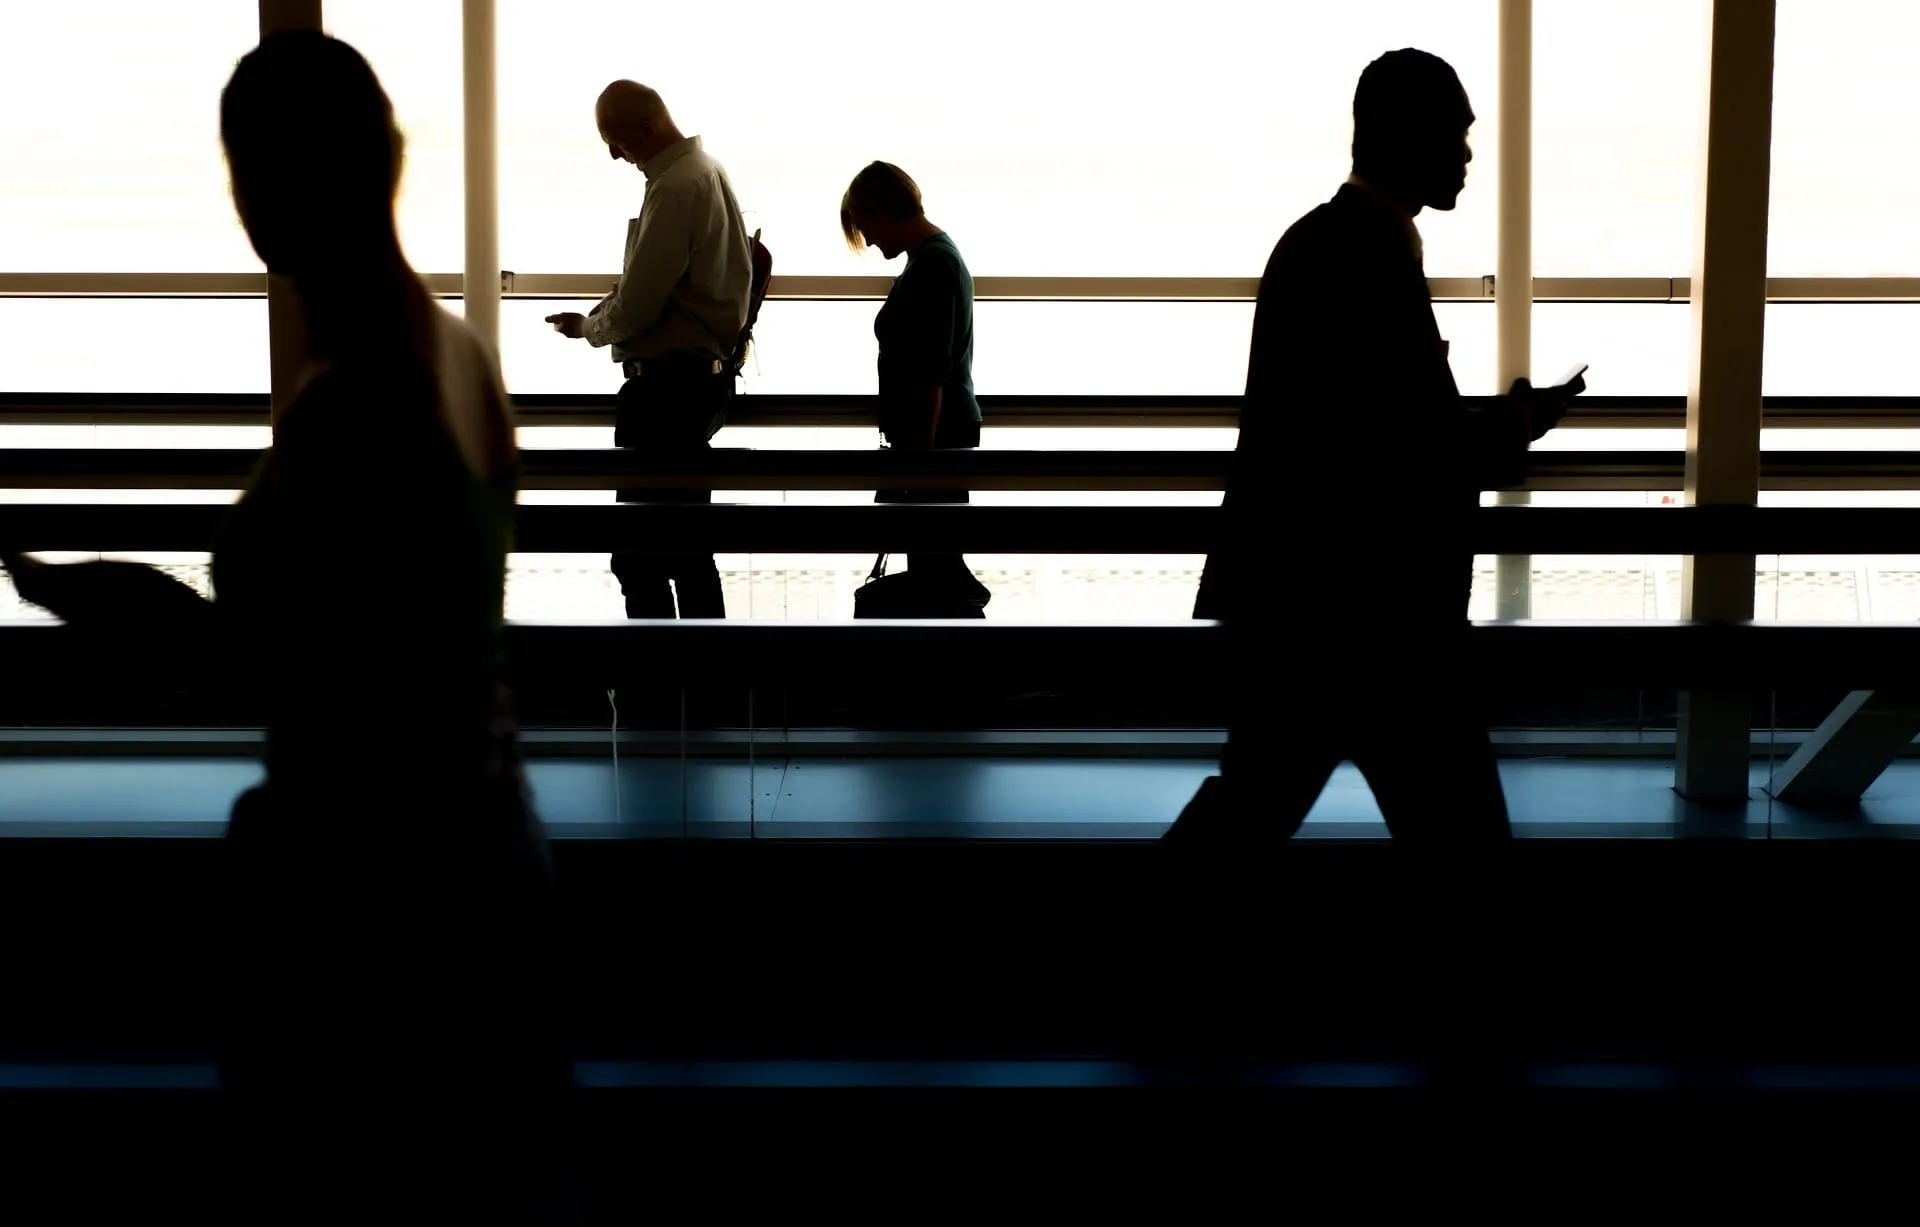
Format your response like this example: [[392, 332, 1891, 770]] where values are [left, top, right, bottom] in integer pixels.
[[10, 273, 1920, 303]]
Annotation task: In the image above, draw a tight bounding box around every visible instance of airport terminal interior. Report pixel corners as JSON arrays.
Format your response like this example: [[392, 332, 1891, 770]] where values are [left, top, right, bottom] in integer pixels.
[[5, 0, 1920, 1209]]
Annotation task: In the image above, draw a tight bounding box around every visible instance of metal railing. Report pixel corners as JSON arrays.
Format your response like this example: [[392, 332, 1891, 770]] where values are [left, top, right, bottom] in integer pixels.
[[13, 445, 1920, 492], [7, 272, 1920, 302], [6, 503, 1920, 555], [11, 392, 1920, 431], [2, 618, 1918, 691]]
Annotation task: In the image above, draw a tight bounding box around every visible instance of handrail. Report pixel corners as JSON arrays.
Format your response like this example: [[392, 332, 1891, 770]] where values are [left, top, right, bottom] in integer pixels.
[[7, 504, 1920, 555], [12, 447, 1920, 493], [11, 392, 1920, 431], [0, 448, 1234, 492], [8, 272, 1920, 303], [1, 619, 1918, 690], [497, 619, 1920, 688]]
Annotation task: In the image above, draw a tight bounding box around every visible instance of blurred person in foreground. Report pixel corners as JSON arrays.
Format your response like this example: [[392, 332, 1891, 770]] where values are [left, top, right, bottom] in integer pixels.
[[5, 30, 570, 1221]]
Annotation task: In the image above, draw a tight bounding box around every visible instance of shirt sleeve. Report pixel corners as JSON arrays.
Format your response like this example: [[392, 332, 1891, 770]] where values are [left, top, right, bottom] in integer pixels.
[[584, 179, 694, 350]]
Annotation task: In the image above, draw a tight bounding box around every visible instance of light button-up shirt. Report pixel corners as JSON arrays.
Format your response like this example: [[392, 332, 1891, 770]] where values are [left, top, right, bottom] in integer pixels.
[[584, 135, 753, 364]]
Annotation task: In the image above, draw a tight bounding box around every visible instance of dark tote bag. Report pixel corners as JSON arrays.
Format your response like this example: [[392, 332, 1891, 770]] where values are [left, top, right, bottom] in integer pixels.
[[852, 553, 989, 620]]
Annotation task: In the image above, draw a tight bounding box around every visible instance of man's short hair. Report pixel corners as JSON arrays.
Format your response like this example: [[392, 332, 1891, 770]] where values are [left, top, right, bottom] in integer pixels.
[[1352, 48, 1468, 168]]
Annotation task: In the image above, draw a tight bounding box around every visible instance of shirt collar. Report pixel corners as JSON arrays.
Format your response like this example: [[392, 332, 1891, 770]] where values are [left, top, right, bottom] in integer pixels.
[[643, 134, 701, 181], [1345, 173, 1424, 262]]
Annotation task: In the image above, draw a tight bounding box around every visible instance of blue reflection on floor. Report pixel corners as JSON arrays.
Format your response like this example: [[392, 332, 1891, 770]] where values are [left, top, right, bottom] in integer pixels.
[[8, 752, 1920, 838], [10, 1059, 1920, 1091], [0, 1063, 221, 1090]]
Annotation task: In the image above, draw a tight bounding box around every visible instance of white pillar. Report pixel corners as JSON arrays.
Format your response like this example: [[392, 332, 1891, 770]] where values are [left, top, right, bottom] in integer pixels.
[[259, 0, 324, 428], [461, 0, 501, 361], [1675, 0, 1776, 801], [1493, 0, 1533, 620]]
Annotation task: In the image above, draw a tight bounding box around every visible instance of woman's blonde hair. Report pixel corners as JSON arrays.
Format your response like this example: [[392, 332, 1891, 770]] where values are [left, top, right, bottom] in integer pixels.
[[839, 160, 924, 251]]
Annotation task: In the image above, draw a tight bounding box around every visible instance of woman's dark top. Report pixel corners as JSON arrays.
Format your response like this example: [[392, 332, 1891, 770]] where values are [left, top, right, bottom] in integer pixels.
[[874, 230, 981, 449], [209, 335, 559, 1109], [212, 353, 520, 801]]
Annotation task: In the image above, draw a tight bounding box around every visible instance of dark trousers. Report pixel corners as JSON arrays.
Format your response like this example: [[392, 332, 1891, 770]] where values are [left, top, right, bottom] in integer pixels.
[[611, 362, 731, 619], [1166, 630, 1512, 844]]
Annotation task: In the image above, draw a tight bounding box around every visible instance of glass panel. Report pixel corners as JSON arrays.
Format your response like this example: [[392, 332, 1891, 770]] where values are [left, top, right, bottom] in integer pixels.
[[0, 299, 269, 394], [1770, 0, 1920, 275], [1534, 303, 1691, 396], [506, 553, 1208, 622], [1765, 304, 1920, 395], [1471, 492, 1684, 621], [505, 298, 1259, 396], [0, 425, 271, 450], [1755, 554, 1920, 623], [1452, 303, 1695, 400], [496, 0, 1499, 278], [324, 0, 465, 273], [1435, 303, 1497, 395], [1532, 0, 1708, 276], [1470, 554, 1683, 620], [0, 2, 260, 273], [515, 425, 1240, 453]]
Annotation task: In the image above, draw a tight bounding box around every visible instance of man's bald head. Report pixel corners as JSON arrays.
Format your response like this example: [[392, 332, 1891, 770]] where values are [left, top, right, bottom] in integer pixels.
[[595, 80, 683, 168]]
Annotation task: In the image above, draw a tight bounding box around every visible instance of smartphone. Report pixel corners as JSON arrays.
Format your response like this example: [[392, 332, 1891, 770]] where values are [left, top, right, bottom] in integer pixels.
[[1555, 363, 1590, 395]]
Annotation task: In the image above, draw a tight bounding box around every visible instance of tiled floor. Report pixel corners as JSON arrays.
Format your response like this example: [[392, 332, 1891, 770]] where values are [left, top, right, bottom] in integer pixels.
[[4, 750, 1919, 838]]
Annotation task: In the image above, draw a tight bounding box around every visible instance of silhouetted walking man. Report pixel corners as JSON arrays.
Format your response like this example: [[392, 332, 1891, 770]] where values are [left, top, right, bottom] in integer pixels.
[[1167, 48, 1570, 844], [549, 80, 753, 619]]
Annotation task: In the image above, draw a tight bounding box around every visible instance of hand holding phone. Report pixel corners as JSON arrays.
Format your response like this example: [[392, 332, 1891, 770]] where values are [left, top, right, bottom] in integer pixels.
[[1511, 363, 1588, 441], [1550, 362, 1589, 401]]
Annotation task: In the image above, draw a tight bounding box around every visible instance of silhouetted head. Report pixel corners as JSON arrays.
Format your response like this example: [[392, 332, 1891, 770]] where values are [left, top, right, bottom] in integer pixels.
[[221, 31, 405, 279], [840, 161, 926, 260], [596, 81, 683, 168], [1351, 48, 1475, 214]]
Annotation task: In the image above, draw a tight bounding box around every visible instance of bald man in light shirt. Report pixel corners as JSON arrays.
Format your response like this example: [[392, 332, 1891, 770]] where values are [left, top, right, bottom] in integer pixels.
[[548, 81, 753, 619]]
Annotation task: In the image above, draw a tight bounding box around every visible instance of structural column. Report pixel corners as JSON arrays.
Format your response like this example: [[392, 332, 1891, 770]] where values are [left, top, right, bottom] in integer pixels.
[[1674, 0, 1775, 801], [259, 0, 324, 427], [1493, 0, 1534, 620], [462, 0, 501, 360]]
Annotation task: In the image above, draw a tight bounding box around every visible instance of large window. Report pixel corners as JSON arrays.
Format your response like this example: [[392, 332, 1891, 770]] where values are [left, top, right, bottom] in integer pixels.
[[0, 3, 258, 272], [1770, 0, 1920, 276], [324, 0, 465, 274], [495, 1, 1499, 280], [1533, 0, 1707, 278], [9, 2, 1920, 627]]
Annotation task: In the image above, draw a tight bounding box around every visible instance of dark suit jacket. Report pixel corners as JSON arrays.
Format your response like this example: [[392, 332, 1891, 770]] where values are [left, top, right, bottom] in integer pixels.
[[1196, 182, 1530, 632]]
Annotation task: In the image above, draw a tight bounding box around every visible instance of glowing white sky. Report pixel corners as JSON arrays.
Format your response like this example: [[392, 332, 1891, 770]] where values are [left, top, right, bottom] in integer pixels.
[[1, 0, 1918, 398]]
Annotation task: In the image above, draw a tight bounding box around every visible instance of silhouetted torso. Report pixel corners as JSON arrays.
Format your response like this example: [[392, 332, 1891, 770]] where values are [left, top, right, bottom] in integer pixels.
[[876, 230, 981, 448], [868, 230, 990, 614], [213, 358, 519, 799], [1200, 182, 1527, 631], [1168, 181, 1521, 845], [211, 326, 561, 1118]]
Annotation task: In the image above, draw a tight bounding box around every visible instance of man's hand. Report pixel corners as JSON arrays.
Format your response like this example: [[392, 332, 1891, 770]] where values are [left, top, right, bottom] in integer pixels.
[[546, 312, 588, 340], [1508, 376, 1575, 442]]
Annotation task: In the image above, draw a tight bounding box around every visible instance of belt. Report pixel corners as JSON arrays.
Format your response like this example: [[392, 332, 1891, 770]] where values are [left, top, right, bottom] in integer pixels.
[[623, 355, 725, 379]]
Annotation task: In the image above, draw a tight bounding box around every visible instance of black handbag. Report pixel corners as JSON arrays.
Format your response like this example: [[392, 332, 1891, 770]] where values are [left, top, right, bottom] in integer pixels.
[[853, 553, 989, 619]]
